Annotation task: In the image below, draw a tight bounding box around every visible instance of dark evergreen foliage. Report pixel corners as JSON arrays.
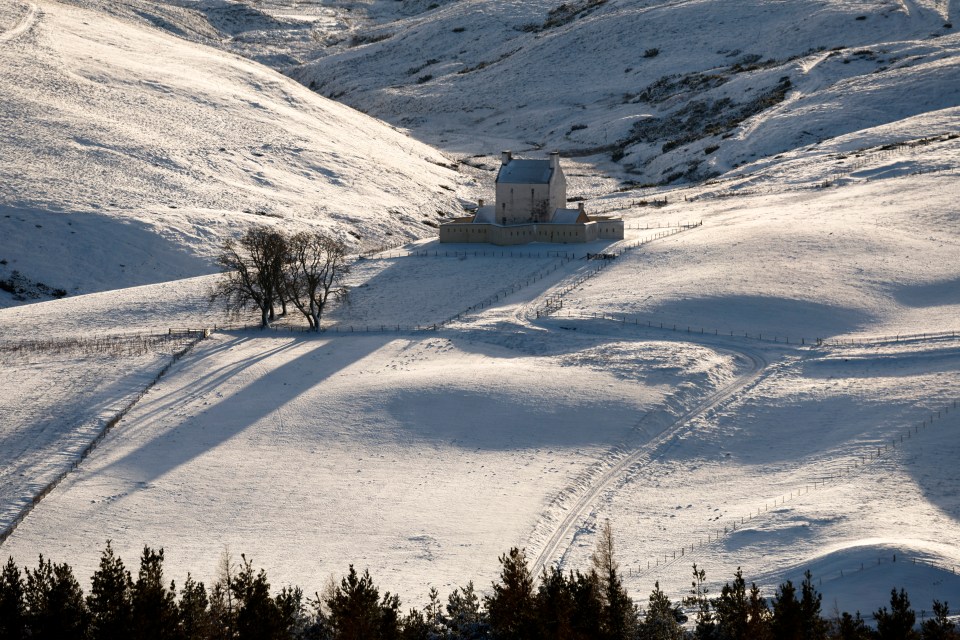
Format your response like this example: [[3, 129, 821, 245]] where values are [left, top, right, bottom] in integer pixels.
[[445, 581, 489, 640], [231, 554, 287, 640], [830, 611, 872, 640], [799, 570, 828, 640], [684, 563, 715, 640], [772, 579, 802, 639], [87, 541, 134, 640], [568, 570, 604, 638], [920, 600, 958, 640], [326, 564, 401, 640], [1, 544, 955, 640], [643, 581, 686, 640], [131, 546, 179, 640], [0, 556, 26, 640], [25, 555, 89, 640], [874, 588, 919, 640], [534, 565, 579, 639], [712, 568, 749, 640], [485, 547, 537, 640], [179, 573, 212, 640]]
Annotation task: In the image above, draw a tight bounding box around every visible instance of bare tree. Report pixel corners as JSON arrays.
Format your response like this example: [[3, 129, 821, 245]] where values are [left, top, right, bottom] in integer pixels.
[[211, 227, 288, 328], [284, 232, 350, 331]]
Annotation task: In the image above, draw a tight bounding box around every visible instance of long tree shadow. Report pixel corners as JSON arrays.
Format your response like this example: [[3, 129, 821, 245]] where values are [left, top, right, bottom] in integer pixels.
[[639, 294, 875, 341], [89, 331, 396, 486]]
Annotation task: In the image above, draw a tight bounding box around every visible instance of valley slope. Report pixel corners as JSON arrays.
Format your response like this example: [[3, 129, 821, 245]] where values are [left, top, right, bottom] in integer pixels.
[[0, 0, 462, 305]]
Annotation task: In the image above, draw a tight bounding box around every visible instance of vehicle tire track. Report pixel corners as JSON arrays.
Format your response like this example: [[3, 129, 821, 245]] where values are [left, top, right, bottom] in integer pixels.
[[530, 342, 768, 576], [0, 2, 38, 43]]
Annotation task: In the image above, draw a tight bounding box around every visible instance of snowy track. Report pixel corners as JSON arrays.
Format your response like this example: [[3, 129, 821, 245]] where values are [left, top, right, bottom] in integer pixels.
[[530, 339, 769, 576], [0, 2, 37, 42]]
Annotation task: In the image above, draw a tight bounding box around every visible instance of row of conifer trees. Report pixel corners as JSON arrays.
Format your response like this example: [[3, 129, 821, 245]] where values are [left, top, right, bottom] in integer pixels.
[[0, 526, 956, 640]]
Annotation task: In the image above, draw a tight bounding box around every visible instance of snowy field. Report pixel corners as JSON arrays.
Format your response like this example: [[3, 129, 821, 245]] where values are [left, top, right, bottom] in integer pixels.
[[563, 162, 960, 341], [0, 327, 741, 602], [2, 0, 960, 623], [4, 149, 960, 615]]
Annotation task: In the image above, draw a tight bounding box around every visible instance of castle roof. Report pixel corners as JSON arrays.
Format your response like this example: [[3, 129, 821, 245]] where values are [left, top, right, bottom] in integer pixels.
[[496, 159, 554, 185], [547, 208, 589, 224]]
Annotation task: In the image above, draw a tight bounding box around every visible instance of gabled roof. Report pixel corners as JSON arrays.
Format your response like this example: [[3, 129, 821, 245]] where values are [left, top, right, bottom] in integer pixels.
[[472, 206, 496, 224], [548, 208, 589, 224], [496, 159, 553, 185]]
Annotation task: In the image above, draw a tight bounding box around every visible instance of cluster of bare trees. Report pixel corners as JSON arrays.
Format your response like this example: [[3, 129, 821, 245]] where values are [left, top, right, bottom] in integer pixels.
[[211, 227, 350, 331]]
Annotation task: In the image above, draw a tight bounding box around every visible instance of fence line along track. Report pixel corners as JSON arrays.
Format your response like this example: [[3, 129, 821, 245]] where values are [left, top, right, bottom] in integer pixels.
[[540, 310, 960, 351], [530, 343, 768, 577], [0, 329, 211, 546]]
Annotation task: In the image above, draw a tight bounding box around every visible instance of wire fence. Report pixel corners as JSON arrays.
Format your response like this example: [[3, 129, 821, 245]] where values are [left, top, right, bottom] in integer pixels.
[[534, 224, 702, 315], [0, 330, 211, 546], [357, 223, 699, 261], [538, 310, 960, 350], [362, 248, 582, 260], [0, 332, 202, 360], [208, 257, 579, 335], [589, 198, 671, 215], [211, 223, 704, 334], [627, 399, 959, 581]]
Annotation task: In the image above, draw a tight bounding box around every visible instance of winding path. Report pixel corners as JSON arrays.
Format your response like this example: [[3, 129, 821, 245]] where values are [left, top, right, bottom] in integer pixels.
[[0, 2, 37, 43], [529, 339, 768, 576]]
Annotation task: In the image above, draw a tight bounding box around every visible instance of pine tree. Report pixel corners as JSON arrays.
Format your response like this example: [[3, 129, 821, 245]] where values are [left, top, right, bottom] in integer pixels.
[[569, 571, 603, 639], [746, 582, 771, 640], [590, 520, 638, 640], [209, 550, 237, 640], [401, 608, 431, 640], [445, 581, 488, 640], [799, 570, 827, 640], [485, 547, 537, 640], [921, 600, 956, 640], [326, 565, 401, 640], [132, 546, 179, 640], [25, 555, 88, 640], [231, 554, 283, 640], [535, 566, 576, 640], [771, 580, 801, 640], [683, 563, 716, 640], [874, 588, 919, 640], [642, 581, 686, 640], [829, 611, 872, 640], [87, 541, 133, 640], [713, 568, 748, 640], [276, 585, 309, 639], [0, 557, 25, 640], [179, 574, 211, 640], [400, 587, 445, 640]]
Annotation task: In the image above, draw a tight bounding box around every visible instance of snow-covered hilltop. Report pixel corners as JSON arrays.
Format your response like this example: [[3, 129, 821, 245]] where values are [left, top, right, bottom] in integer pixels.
[[0, 0, 462, 304], [287, 0, 960, 182]]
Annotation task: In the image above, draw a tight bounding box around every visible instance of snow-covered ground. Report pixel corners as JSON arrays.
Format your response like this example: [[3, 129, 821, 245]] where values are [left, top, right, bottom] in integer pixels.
[[3, 135, 960, 614], [0, 0, 464, 306], [2, 0, 960, 622]]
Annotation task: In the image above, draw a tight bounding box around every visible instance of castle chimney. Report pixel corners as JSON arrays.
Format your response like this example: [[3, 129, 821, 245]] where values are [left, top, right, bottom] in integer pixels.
[[578, 202, 585, 214], [477, 198, 484, 208], [501, 150, 512, 165], [550, 151, 560, 170]]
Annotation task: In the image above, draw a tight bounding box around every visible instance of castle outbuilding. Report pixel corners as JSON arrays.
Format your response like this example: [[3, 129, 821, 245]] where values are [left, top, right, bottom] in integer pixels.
[[439, 151, 624, 245]]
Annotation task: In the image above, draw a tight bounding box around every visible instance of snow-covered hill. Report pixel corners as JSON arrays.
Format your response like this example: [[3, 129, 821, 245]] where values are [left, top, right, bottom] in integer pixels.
[[2, 0, 960, 621], [0, 0, 463, 306], [285, 0, 960, 184], [3, 132, 959, 613]]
